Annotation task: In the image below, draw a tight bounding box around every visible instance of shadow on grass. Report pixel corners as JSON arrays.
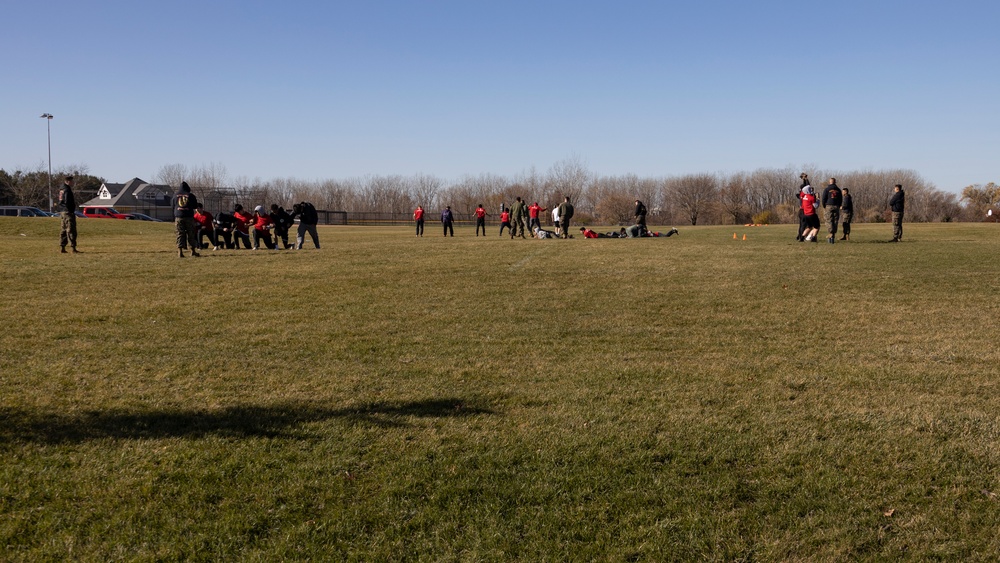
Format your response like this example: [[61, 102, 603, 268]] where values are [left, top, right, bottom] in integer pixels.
[[0, 398, 495, 444]]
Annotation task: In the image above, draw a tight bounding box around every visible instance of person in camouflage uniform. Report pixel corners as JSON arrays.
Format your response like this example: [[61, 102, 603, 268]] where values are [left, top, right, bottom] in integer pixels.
[[172, 182, 200, 257], [510, 197, 528, 239], [57, 176, 79, 253], [557, 196, 575, 238]]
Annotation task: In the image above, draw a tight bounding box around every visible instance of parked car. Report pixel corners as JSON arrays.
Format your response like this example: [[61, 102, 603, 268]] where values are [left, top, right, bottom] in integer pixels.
[[127, 213, 165, 222], [25, 207, 56, 217], [0, 206, 50, 217], [81, 206, 132, 219]]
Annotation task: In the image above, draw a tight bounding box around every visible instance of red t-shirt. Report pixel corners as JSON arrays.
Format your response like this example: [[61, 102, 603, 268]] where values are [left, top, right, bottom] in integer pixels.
[[194, 210, 214, 229], [529, 204, 544, 218], [233, 211, 254, 233], [582, 228, 599, 238], [253, 214, 274, 231], [475, 207, 486, 219], [801, 193, 817, 216], [413, 208, 424, 221], [500, 211, 510, 223]]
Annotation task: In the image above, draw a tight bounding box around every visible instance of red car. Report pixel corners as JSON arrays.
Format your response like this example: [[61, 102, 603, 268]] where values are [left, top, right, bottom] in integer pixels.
[[81, 206, 132, 219]]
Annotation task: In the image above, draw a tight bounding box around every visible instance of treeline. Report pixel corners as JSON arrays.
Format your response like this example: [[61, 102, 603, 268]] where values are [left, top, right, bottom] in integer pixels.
[[4, 160, 996, 225], [0, 167, 104, 209]]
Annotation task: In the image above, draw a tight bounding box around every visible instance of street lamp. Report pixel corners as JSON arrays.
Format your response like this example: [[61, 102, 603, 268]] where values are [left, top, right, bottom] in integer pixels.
[[40, 113, 54, 212]]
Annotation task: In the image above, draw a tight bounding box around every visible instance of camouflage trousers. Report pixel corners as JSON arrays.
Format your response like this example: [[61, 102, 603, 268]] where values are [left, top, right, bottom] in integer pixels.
[[824, 206, 840, 236], [892, 212, 904, 240], [841, 211, 853, 236], [175, 217, 198, 250], [512, 217, 527, 238], [60, 212, 77, 248]]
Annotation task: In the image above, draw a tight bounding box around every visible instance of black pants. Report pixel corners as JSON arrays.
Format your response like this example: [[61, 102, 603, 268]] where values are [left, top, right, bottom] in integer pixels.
[[443, 221, 454, 236], [274, 228, 290, 249], [476, 218, 486, 236], [198, 227, 219, 249], [253, 229, 275, 249], [415, 219, 424, 236], [217, 229, 234, 249], [234, 231, 252, 249], [499, 222, 511, 236]]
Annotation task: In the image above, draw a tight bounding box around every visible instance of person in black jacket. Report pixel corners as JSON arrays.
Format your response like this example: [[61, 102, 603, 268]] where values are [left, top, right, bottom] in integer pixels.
[[172, 181, 199, 257], [840, 188, 853, 241], [889, 184, 905, 242], [291, 201, 321, 249], [822, 178, 843, 244], [441, 206, 455, 237], [214, 211, 237, 249], [57, 176, 79, 253], [269, 204, 294, 249], [634, 200, 647, 227]]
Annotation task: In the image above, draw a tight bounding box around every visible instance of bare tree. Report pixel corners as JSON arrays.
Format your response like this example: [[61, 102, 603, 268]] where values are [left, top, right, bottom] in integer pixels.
[[155, 163, 187, 188], [719, 172, 750, 224], [960, 182, 1000, 219], [545, 156, 591, 209], [411, 174, 443, 210], [668, 174, 718, 225]]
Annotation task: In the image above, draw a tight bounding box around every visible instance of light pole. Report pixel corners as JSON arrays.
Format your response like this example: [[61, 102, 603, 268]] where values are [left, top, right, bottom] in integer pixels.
[[40, 113, 54, 212]]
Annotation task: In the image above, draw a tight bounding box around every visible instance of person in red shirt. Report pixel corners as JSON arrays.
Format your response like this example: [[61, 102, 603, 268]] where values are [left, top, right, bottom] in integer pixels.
[[499, 209, 512, 237], [579, 227, 600, 238], [528, 202, 546, 236], [413, 206, 425, 237], [251, 205, 275, 250], [800, 186, 820, 242], [194, 204, 218, 250], [474, 204, 489, 236], [232, 204, 254, 249]]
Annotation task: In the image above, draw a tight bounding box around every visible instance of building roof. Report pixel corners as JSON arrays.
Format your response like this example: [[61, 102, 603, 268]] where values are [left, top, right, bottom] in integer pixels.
[[80, 178, 173, 208]]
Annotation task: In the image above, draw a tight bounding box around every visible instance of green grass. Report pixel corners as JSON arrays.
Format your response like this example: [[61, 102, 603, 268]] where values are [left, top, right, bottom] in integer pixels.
[[2, 217, 1000, 561]]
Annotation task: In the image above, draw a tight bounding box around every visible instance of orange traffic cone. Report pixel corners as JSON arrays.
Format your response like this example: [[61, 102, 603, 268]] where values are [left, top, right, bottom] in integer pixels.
[[742, 234, 747, 241], [733, 232, 737, 239]]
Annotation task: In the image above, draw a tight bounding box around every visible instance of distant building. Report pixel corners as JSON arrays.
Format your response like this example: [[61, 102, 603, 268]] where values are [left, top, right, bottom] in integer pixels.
[[79, 178, 174, 220]]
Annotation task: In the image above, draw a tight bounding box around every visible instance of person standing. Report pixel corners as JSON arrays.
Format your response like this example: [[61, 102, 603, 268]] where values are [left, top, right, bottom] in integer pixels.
[[194, 203, 219, 250], [413, 205, 425, 237], [889, 184, 905, 242], [528, 201, 546, 234], [840, 188, 854, 241], [499, 208, 512, 237], [800, 186, 820, 242], [474, 204, 488, 236], [291, 201, 320, 249], [172, 181, 200, 257], [57, 175, 79, 253], [441, 206, 455, 237], [552, 206, 561, 237], [796, 173, 810, 241], [822, 178, 843, 244], [510, 197, 528, 239], [557, 196, 575, 238], [634, 200, 648, 227], [269, 204, 293, 249]]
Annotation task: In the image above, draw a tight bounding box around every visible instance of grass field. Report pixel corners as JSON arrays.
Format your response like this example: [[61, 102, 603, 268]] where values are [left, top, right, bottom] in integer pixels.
[[2, 217, 999, 561]]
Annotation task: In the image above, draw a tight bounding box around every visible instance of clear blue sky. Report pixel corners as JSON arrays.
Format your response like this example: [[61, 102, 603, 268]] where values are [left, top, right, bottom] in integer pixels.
[[3, 0, 997, 192]]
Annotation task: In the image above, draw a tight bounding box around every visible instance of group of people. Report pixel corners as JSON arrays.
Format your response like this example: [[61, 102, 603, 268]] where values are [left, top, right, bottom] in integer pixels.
[[51, 174, 911, 254], [415, 196, 577, 239], [580, 226, 679, 238], [171, 182, 322, 257], [797, 174, 906, 243]]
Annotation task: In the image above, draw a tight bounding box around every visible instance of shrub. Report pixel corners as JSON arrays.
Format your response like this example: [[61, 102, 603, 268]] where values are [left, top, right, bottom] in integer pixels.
[[752, 210, 775, 225]]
